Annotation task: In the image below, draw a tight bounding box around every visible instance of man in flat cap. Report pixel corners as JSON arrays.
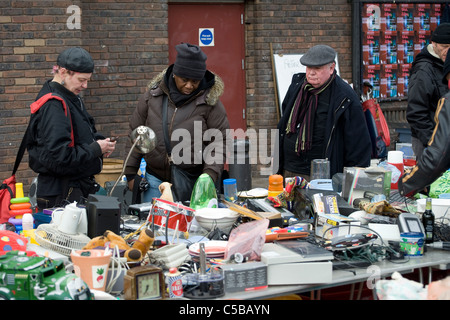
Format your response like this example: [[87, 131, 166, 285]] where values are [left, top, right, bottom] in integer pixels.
[[27, 47, 116, 210], [124, 43, 229, 202], [276, 44, 372, 181], [407, 23, 450, 159]]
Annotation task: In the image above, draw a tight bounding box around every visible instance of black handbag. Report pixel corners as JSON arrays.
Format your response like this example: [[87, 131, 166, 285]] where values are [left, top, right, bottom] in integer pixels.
[[162, 96, 201, 202]]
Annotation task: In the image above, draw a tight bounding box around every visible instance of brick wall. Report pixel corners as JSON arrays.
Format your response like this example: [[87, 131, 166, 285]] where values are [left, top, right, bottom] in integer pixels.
[[0, 0, 356, 194], [0, 0, 168, 193], [81, 0, 168, 148], [0, 0, 83, 190]]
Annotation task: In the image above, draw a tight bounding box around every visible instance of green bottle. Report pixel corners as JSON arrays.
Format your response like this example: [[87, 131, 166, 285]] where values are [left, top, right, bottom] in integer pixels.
[[422, 198, 435, 244], [190, 173, 218, 210]]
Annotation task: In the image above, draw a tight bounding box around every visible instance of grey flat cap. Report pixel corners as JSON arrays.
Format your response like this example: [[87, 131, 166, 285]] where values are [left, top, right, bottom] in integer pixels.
[[300, 45, 336, 67]]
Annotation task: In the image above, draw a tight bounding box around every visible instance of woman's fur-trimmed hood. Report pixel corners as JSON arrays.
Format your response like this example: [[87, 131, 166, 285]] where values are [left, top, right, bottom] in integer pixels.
[[147, 66, 224, 106]]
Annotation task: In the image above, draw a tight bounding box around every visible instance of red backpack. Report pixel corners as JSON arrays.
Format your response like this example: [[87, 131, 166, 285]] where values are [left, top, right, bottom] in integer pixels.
[[0, 176, 16, 223], [362, 99, 390, 147], [363, 98, 391, 159], [0, 93, 74, 222], [30, 93, 74, 147]]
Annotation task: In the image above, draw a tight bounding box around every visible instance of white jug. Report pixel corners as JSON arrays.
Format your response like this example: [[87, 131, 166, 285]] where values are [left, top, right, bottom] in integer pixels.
[[52, 202, 83, 235]]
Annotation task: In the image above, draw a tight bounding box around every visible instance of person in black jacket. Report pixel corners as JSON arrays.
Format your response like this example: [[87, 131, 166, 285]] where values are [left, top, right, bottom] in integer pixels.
[[399, 50, 450, 197], [275, 45, 372, 180], [407, 23, 450, 159], [27, 47, 116, 210]]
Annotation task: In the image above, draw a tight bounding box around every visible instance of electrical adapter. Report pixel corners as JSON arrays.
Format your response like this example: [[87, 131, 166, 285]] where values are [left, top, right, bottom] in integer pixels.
[[388, 250, 404, 260]]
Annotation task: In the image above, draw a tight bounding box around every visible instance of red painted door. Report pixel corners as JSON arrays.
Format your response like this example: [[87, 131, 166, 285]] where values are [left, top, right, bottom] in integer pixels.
[[168, 3, 246, 131]]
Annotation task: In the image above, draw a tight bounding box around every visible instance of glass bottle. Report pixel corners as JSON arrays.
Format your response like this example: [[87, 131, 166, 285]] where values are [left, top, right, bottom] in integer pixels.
[[422, 198, 435, 244]]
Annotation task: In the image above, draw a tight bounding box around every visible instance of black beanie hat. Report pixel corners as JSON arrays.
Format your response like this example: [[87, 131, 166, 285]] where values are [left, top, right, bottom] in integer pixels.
[[443, 50, 450, 84], [57, 47, 94, 73], [173, 43, 207, 80], [431, 23, 450, 44]]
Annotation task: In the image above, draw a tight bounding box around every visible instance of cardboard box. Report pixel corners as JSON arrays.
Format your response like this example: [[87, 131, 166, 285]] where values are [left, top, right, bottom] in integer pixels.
[[264, 261, 332, 285], [294, 189, 357, 218], [396, 143, 413, 156], [342, 167, 391, 204], [316, 212, 361, 239], [261, 243, 333, 285], [220, 262, 267, 293]]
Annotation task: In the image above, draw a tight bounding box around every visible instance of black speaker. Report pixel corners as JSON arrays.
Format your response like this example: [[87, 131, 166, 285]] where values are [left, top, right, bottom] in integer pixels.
[[104, 181, 132, 215], [87, 194, 121, 238]]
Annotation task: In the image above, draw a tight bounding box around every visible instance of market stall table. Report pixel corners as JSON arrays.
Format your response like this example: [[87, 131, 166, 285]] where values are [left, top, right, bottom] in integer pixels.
[[218, 248, 450, 300]]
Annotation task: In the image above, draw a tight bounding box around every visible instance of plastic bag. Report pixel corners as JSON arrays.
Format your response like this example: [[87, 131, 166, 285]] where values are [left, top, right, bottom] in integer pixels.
[[375, 271, 427, 300], [224, 218, 269, 261], [378, 161, 401, 184], [429, 169, 450, 198]]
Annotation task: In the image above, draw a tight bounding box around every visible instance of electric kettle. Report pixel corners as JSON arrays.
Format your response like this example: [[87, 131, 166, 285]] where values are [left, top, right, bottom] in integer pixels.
[[51, 202, 88, 235]]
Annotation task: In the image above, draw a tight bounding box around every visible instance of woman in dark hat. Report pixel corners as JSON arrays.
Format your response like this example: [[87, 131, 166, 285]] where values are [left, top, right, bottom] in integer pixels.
[[124, 43, 230, 202], [27, 47, 116, 210]]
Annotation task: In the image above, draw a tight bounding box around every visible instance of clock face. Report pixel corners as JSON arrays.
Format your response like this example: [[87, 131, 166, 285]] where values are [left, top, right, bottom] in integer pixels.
[[136, 273, 161, 300]]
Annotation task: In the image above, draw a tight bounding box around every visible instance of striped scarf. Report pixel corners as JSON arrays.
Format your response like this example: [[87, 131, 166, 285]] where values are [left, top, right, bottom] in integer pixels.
[[286, 70, 336, 154]]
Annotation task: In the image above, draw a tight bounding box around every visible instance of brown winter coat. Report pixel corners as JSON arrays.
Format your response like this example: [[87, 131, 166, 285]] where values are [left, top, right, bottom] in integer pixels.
[[124, 66, 230, 183]]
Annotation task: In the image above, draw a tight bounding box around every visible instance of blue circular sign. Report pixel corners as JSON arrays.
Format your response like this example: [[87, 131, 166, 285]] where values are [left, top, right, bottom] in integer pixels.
[[199, 29, 213, 46]]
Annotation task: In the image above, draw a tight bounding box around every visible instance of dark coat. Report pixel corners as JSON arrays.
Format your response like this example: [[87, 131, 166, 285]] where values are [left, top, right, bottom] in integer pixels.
[[124, 65, 230, 183], [27, 80, 104, 197], [400, 93, 450, 197], [276, 73, 372, 177], [407, 45, 448, 146]]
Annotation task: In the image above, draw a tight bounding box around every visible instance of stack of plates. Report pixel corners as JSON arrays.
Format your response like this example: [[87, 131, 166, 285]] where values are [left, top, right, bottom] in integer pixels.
[[188, 241, 227, 259]]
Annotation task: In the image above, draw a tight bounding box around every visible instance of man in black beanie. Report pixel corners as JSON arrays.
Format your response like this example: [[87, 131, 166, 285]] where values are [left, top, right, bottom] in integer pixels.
[[27, 47, 116, 210], [400, 49, 450, 197], [124, 43, 230, 202], [407, 23, 450, 159]]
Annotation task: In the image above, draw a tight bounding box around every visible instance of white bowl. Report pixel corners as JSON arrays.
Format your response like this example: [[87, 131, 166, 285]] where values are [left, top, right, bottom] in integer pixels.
[[194, 208, 239, 232]]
